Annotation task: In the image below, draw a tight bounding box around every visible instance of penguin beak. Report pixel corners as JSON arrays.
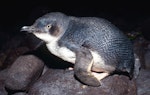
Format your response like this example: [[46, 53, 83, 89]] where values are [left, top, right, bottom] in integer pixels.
[[21, 26, 36, 33]]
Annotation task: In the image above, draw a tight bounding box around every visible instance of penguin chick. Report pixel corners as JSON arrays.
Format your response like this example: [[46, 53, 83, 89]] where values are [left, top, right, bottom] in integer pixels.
[[21, 12, 134, 87]]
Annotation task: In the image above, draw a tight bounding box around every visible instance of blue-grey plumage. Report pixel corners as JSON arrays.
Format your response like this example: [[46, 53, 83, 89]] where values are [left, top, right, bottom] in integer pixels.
[[59, 16, 134, 74], [21, 12, 134, 86]]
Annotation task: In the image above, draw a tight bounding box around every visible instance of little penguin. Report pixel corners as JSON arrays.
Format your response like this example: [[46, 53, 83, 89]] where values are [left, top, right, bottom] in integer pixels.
[[21, 12, 134, 87]]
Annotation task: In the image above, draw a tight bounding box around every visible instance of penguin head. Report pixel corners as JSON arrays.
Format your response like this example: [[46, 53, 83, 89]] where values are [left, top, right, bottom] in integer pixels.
[[21, 12, 69, 43]]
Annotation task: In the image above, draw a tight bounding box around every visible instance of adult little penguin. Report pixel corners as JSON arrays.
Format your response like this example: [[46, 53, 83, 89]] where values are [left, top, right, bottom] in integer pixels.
[[21, 12, 134, 87]]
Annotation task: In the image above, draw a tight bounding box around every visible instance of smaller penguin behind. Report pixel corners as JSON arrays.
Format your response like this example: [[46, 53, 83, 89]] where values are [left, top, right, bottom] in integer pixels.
[[21, 12, 134, 87]]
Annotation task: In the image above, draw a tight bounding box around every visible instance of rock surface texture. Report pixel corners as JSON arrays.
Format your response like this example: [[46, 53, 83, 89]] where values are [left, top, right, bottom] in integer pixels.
[[28, 69, 137, 95], [5, 55, 44, 90]]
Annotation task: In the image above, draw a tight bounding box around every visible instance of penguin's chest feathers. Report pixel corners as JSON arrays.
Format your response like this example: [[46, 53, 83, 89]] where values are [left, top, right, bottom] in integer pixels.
[[46, 42, 76, 63], [46, 42, 106, 69]]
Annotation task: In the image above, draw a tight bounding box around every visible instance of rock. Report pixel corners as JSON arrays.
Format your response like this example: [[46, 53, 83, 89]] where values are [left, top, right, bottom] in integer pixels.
[[28, 69, 137, 95], [5, 55, 44, 90], [2, 47, 30, 69], [144, 44, 150, 69], [12, 92, 27, 95], [133, 37, 146, 69], [0, 69, 8, 81], [41, 65, 49, 75], [0, 69, 8, 95], [0, 52, 7, 69], [0, 32, 44, 70], [136, 69, 150, 95], [0, 80, 7, 95], [134, 53, 141, 78]]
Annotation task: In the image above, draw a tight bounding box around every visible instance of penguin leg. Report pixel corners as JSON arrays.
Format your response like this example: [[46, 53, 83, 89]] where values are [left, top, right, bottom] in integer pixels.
[[74, 48, 101, 87], [92, 72, 109, 81]]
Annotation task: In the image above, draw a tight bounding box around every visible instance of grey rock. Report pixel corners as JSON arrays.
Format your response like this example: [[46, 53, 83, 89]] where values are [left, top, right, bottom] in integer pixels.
[[0, 69, 8, 95], [0, 52, 7, 69], [12, 92, 27, 95], [41, 65, 49, 75], [28, 69, 137, 95], [134, 53, 141, 78], [133, 37, 146, 69], [0, 69, 8, 81], [2, 47, 30, 69], [145, 46, 150, 69], [137, 69, 150, 95], [0, 80, 7, 95], [5, 55, 44, 90]]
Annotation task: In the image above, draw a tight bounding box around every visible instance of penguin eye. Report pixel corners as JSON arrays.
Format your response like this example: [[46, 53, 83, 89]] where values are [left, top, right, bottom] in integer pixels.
[[46, 24, 51, 29]]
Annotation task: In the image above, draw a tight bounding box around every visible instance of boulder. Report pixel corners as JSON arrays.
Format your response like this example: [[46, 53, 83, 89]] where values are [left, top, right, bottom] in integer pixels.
[[29, 69, 137, 95], [5, 55, 44, 90], [137, 69, 150, 95]]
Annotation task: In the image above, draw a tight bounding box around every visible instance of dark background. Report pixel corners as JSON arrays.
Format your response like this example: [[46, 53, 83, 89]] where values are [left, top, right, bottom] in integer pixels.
[[0, 0, 150, 38]]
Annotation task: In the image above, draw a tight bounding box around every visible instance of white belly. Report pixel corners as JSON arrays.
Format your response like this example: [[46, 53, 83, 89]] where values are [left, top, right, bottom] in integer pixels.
[[46, 42, 106, 69], [46, 42, 76, 63]]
